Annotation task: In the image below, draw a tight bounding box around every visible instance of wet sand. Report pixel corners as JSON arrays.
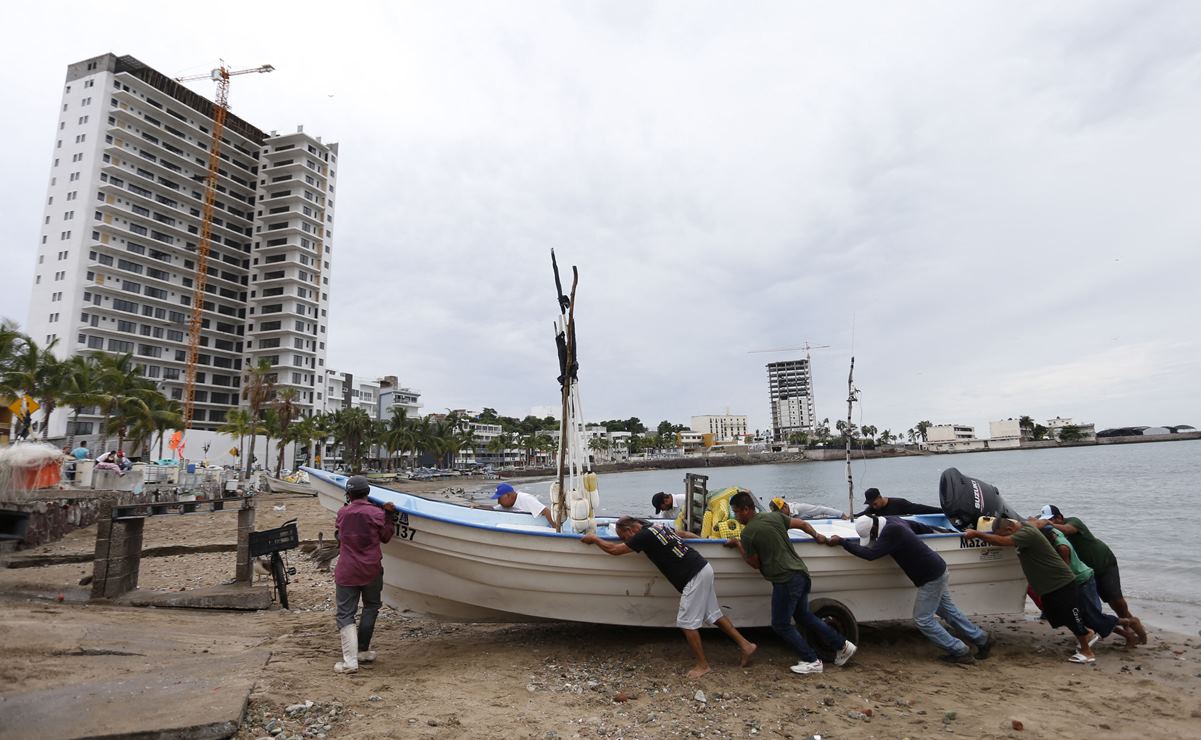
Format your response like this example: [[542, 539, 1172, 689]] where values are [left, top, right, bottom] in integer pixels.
[[2, 487, 1199, 738]]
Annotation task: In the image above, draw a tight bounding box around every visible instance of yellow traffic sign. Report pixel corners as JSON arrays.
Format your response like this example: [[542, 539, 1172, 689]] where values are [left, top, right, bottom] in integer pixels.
[[8, 395, 39, 416]]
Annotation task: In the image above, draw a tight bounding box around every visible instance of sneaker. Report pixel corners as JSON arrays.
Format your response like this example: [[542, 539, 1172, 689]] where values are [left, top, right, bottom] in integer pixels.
[[357, 650, 377, 663], [975, 634, 994, 660], [790, 659, 824, 675], [939, 652, 976, 665], [834, 640, 857, 667]]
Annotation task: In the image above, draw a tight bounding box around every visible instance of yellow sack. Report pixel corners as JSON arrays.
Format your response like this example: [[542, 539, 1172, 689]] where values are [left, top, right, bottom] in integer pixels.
[[700, 510, 715, 539]]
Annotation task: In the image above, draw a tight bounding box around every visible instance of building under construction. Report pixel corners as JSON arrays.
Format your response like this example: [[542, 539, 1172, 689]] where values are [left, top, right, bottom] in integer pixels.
[[26, 53, 338, 440]]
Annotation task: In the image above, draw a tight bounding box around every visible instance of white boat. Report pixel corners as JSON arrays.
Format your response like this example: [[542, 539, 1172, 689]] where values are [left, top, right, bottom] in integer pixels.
[[305, 467, 1026, 637], [264, 474, 315, 496]]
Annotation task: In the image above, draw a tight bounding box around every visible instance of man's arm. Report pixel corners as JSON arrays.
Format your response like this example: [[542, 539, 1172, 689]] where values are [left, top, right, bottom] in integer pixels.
[[580, 534, 632, 556], [377, 503, 397, 543], [829, 530, 894, 561], [963, 529, 1015, 547], [1046, 520, 1079, 536], [538, 506, 557, 529], [1054, 543, 1071, 566], [724, 538, 761, 570], [901, 501, 944, 515], [786, 517, 829, 544], [675, 529, 700, 540]]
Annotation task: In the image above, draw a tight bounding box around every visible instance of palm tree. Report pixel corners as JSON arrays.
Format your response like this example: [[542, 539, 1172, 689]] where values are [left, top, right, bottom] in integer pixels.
[[588, 436, 610, 462], [486, 432, 515, 468], [915, 420, 932, 443], [91, 354, 158, 453], [127, 394, 184, 460], [271, 388, 301, 475], [381, 408, 410, 471], [0, 335, 69, 440], [61, 354, 104, 450], [241, 359, 276, 479], [860, 424, 878, 444], [329, 407, 374, 472], [218, 408, 254, 467]]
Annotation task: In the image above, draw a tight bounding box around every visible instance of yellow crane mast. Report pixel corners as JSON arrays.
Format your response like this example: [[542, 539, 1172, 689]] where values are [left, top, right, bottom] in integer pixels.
[[174, 63, 274, 437]]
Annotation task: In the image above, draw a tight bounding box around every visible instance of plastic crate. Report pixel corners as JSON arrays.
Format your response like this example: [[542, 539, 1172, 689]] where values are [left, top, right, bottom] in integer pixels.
[[249, 521, 299, 556]]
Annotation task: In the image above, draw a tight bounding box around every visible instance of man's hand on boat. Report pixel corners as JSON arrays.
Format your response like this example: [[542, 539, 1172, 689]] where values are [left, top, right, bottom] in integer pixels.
[[825, 535, 844, 546]]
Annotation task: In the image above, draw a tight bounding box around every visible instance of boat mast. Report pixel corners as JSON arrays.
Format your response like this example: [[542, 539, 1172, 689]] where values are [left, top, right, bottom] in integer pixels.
[[551, 251, 577, 531], [845, 355, 856, 516]]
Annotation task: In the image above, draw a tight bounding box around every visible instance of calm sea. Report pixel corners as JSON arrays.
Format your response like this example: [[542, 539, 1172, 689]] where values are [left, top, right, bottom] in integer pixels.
[[519, 440, 1201, 633]]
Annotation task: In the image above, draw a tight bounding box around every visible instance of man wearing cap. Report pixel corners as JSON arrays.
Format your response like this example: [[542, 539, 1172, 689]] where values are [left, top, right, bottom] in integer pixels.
[[334, 475, 398, 674], [770, 498, 848, 520], [827, 515, 992, 663], [651, 491, 686, 519], [1035, 505, 1146, 645], [964, 518, 1099, 663], [725, 491, 856, 675], [1037, 521, 1138, 648], [852, 487, 942, 518], [492, 483, 556, 527], [581, 517, 757, 679]]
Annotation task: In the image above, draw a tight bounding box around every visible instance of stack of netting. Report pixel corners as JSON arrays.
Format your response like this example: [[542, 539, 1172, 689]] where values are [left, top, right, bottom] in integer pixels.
[[0, 442, 66, 497]]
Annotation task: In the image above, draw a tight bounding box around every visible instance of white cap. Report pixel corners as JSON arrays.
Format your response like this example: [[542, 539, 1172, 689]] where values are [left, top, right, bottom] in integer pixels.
[[854, 516, 875, 541]]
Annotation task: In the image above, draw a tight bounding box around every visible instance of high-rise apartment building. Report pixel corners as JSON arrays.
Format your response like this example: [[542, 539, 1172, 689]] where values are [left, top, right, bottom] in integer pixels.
[[25, 53, 337, 438], [766, 359, 815, 440]]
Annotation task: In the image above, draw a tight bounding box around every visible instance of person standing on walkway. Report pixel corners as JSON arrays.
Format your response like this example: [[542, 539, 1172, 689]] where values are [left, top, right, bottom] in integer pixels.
[[334, 475, 397, 674], [965, 518, 1098, 663], [1036, 505, 1146, 644], [725, 492, 856, 675], [828, 515, 992, 663], [582, 517, 757, 678]]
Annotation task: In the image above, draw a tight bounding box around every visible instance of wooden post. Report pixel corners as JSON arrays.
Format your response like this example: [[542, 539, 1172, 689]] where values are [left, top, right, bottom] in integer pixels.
[[235, 499, 256, 583]]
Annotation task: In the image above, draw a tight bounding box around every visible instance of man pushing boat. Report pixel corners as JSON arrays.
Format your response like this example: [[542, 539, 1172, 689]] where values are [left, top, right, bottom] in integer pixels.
[[581, 517, 757, 678], [333, 475, 398, 674]]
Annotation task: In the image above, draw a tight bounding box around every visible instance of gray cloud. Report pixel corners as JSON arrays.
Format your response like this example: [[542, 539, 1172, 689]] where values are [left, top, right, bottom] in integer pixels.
[[2, 1, 1199, 436]]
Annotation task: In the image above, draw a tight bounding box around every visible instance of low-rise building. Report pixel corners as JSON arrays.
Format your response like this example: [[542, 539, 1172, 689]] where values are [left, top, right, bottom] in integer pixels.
[[1046, 417, 1096, 442], [988, 419, 1023, 450], [691, 413, 748, 443], [924, 423, 986, 453]]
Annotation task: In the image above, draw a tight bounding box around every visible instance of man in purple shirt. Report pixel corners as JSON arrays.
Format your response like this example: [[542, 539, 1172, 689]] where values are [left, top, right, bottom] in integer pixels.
[[334, 475, 397, 673]]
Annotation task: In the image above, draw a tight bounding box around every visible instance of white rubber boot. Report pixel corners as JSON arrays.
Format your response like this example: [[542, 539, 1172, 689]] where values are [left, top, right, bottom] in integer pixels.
[[357, 650, 377, 663], [334, 624, 359, 673]]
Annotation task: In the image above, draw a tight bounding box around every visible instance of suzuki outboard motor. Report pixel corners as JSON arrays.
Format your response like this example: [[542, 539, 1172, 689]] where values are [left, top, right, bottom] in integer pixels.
[[938, 467, 1023, 530]]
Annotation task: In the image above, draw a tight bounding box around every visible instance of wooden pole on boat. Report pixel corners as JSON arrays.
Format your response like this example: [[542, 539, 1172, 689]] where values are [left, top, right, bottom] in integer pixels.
[[553, 259, 578, 532], [845, 355, 855, 516]]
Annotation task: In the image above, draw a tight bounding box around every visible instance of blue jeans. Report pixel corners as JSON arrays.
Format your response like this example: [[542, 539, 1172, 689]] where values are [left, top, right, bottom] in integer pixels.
[[913, 572, 987, 656], [771, 571, 845, 663], [1078, 576, 1118, 638]]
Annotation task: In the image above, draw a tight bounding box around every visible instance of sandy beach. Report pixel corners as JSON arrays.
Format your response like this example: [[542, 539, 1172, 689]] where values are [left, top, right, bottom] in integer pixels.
[[2, 485, 1199, 739]]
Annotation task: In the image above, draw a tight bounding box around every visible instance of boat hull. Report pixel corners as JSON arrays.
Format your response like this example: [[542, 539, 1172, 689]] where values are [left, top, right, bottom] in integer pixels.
[[264, 476, 314, 496], [305, 468, 1026, 627]]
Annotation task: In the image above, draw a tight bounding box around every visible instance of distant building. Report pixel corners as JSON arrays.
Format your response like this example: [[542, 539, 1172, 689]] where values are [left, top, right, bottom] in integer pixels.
[[766, 359, 815, 440], [377, 375, 421, 421], [1046, 417, 1096, 442], [988, 419, 1023, 450], [690, 413, 748, 443], [924, 423, 986, 453]]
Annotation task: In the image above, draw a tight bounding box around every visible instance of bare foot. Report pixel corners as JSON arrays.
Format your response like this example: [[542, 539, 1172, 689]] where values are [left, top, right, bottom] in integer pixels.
[[687, 664, 711, 679], [739, 642, 758, 668], [1133, 618, 1148, 644]]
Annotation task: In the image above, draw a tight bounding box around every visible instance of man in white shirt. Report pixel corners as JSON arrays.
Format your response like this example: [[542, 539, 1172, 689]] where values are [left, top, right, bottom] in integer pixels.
[[651, 492, 686, 519], [492, 483, 556, 527], [770, 498, 849, 520]]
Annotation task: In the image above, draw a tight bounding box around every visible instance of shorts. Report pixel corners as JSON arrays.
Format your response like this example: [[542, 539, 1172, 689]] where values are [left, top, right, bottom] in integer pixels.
[[677, 563, 723, 630], [1040, 582, 1088, 636], [1095, 565, 1124, 605]]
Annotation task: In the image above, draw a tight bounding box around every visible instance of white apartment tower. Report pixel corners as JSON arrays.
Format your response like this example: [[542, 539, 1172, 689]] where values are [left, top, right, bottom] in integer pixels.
[[766, 358, 815, 440], [25, 53, 337, 437]]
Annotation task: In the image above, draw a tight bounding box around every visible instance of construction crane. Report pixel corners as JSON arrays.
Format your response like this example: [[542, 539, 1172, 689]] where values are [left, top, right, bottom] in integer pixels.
[[747, 342, 831, 359], [174, 62, 274, 436]]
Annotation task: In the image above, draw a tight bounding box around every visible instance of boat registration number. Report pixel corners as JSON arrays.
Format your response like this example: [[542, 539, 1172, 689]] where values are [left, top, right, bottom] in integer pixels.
[[394, 512, 417, 541]]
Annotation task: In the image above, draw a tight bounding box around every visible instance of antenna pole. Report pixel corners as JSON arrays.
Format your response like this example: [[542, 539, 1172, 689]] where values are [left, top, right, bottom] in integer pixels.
[[845, 355, 856, 515]]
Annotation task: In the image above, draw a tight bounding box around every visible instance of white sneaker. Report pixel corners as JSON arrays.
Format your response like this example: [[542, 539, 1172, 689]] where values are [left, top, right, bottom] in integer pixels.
[[357, 650, 377, 663], [835, 640, 857, 667], [790, 659, 824, 675]]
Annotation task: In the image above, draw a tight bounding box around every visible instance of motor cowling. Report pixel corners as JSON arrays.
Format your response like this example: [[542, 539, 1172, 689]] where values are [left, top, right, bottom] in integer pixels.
[[938, 467, 1023, 531]]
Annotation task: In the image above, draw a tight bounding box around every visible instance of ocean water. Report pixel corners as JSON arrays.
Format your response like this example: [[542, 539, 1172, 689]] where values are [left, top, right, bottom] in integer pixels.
[[522, 440, 1201, 631]]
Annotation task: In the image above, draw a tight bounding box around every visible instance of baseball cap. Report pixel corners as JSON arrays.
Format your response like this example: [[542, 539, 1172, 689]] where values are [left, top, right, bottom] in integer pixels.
[[1039, 504, 1062, 520], [770, 497, 787, 511], [854, 515, 875, 541], [491, 482, 515, 499], [863, 487, 881, 504]]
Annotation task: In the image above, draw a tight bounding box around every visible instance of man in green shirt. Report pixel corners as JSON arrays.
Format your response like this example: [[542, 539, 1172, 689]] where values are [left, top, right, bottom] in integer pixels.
[[1036, 505, 1146, 644], [965, 518, 1098, 663], [1041, 525, 1137, 647], [725, 491, 856, 675]]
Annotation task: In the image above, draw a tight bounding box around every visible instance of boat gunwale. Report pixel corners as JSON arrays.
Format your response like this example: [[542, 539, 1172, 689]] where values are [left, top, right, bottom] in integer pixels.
[[304, 467, 970, 546]]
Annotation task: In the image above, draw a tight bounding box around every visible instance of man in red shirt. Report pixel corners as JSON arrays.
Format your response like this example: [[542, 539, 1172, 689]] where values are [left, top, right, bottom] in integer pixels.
[[334, 475, 397, 673]]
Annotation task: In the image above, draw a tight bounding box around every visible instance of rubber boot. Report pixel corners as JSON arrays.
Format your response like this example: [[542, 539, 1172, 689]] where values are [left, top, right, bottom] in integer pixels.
[[334, 624, 359, 673]]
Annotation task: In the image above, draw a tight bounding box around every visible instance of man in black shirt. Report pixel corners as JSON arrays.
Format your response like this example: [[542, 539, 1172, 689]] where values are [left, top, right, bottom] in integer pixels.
[[828, 515, 991, 663], [582, 517, 756, 678], [852, 487, 943, 518]]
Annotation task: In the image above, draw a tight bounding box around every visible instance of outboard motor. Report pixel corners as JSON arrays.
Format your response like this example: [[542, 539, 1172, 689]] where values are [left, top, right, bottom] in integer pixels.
[[938, 467, 1023, 530]]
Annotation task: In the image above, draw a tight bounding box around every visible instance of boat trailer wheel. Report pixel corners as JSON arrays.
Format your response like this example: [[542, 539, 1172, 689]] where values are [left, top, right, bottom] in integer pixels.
[[805, 598, 860, 655]]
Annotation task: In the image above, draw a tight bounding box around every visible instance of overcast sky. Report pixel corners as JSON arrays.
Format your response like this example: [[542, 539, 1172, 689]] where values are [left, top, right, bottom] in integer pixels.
[[3, 1, 1200, 436]]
